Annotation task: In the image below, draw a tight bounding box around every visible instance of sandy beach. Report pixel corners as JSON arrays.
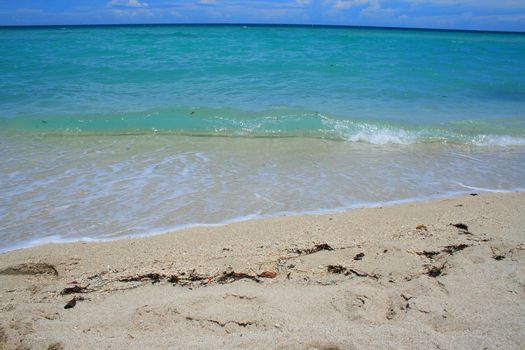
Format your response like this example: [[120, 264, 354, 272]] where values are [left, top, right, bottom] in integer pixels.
[[0, 192, 524, 349]]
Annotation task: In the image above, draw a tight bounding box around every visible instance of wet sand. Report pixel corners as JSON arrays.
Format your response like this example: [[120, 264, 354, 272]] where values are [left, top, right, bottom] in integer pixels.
[[0, 192, 524, 349]]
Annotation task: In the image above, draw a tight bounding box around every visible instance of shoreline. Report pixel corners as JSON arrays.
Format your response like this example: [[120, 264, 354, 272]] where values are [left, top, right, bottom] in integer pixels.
[[0, 192, 524, 349], [2, 189, 523, 254]]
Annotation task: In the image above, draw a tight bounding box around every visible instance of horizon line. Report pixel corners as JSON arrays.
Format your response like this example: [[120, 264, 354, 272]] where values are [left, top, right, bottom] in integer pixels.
[[1, 22, 524, 35]]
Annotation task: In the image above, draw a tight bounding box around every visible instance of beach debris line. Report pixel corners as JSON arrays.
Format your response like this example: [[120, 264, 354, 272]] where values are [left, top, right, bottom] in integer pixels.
[[415, 243, 471, 259], [415, 251, 440, 259], [442, 243, 470, 255], [186, 270, 208, 282], [353, 253, 365, 261], [117, 271, 206, 286], [289, 243, 334, 256], [425, 264, 446, 278], [326, 265, 379, 279], [167, 275, 180, 283], [114, 268, 275, 287], [326, 265, 345, 274], [216, 270, 260, 284], [119, 273, 164, 283]]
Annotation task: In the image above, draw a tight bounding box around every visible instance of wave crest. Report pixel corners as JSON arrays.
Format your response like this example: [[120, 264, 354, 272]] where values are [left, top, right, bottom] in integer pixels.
[[320, 117, 419, 145], [3, 110, 525, 147], [471, 135, 525, 146]]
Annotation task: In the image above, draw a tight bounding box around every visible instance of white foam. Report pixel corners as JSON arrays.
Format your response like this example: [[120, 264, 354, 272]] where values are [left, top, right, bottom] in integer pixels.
[[2, 132, 524, 254], [320, 116, 419, 144], [3, 189, 524, 254], [453, 182, 525, 193], [471, 135, 525, 147], [345, 128, 416, 145]]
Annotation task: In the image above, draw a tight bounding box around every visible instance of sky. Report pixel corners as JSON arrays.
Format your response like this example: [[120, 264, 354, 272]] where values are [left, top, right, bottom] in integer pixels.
[[0, 0, 524, 32]]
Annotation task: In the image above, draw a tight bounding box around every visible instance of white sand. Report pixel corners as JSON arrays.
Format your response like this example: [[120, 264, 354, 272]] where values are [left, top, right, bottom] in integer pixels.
[[1, 192, 524, 349]]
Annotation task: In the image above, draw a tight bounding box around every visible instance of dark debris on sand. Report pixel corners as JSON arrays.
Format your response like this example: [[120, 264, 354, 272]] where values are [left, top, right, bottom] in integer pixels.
[[353, 252, 365, 260], [450, 223, 472, 234], [416, 251, 441, 259], [442, 244, 470, 255], [64, 296, 85, 309], [215, 271, 260, 284], [425, 264, 446, 278], [60, 285, 90, 295], [326, 265, 379, 279], [290, 243, 334, 256]]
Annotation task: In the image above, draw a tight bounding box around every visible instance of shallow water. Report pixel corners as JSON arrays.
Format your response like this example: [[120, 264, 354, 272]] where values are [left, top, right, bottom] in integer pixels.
[[1, 133, 523, 251]]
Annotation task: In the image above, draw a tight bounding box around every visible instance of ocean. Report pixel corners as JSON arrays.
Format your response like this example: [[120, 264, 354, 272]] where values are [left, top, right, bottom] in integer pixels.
[[1, 24, 524, 251]]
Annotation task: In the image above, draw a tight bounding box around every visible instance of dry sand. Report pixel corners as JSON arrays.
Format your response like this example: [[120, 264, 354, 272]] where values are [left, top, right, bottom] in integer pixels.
[[0, 192, 524, 349]]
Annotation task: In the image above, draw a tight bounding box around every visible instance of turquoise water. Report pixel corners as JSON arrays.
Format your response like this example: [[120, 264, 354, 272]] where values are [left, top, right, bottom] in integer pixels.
[[1, 25, 524, 251]]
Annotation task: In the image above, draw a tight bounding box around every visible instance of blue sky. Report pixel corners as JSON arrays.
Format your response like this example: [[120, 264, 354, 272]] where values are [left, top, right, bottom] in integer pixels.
[[0, 0, 524, 31]]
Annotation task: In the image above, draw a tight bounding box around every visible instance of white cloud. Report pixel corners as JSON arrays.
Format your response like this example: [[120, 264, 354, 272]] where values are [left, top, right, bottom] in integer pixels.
[[15, 8, 46, 15], [112, 8, 153, 17], [407, 0, 525, 9], [475, 13, 525, 22], [333, 0, 379, 10], [296, 0, 311, 5], [170, 9, 182, 17], [108, 0, 148, 8]]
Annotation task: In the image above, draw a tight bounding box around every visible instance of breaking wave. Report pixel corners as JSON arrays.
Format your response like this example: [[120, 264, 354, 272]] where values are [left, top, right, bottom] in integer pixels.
[[2, 110, 524, 147]]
